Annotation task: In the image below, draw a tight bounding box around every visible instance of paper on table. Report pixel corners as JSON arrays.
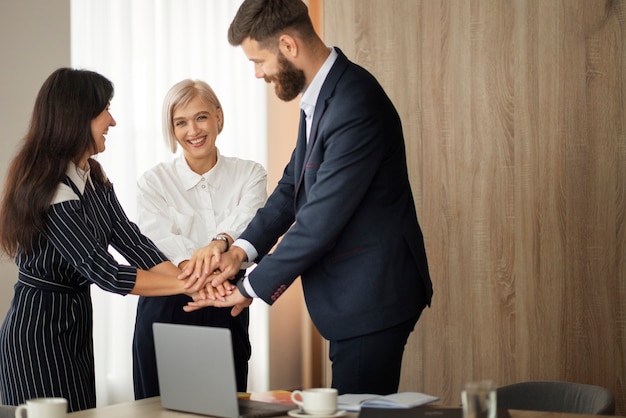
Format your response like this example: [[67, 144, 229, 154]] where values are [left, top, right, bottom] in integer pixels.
[[338, 391, 440, 411]]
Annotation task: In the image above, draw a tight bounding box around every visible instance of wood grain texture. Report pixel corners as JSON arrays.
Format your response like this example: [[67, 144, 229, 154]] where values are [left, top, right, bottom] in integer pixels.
[[322, 0, 625, 413]]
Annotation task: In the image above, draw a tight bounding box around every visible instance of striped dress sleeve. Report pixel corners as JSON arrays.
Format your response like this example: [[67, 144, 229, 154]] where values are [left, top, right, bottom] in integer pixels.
[[105, 186, 169, 269], [46, 200, 138, 295]]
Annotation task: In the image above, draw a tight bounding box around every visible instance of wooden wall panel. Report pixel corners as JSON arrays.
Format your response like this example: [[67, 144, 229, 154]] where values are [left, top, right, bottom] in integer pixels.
[[322, 0, 625, 413]]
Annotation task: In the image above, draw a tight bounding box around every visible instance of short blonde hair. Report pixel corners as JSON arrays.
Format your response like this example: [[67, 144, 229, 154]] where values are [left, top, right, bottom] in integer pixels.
[[162, 79, 224, 153]]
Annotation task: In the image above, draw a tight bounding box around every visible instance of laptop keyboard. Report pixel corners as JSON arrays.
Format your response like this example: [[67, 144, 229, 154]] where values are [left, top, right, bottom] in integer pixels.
[[237, 399, 294, 418]]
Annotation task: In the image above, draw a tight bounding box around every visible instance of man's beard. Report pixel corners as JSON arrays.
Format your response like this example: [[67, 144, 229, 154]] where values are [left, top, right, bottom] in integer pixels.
[[265, 53, 306, 101]]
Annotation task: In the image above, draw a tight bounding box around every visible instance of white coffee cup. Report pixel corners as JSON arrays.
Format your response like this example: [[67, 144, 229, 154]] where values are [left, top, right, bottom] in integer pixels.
[[15, 397, 67, 418], [291, 388, 338, 415]]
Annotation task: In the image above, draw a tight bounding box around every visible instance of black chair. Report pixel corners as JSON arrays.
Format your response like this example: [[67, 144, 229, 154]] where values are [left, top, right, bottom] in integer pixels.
[[496, 381, 615, 415]]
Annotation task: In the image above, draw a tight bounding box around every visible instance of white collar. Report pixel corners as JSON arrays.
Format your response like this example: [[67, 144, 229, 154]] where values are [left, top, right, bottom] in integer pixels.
[[176, 149, 223, 191], [67, 161, 95, 194], [300, 47, 338, 116]]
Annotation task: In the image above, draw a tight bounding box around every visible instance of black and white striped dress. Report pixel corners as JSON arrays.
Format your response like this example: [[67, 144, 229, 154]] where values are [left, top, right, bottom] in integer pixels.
[[0, 166, 167, 412]]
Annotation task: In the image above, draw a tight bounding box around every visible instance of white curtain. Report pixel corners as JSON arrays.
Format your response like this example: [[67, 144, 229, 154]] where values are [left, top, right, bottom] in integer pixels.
[[71, 0, 269, 406]]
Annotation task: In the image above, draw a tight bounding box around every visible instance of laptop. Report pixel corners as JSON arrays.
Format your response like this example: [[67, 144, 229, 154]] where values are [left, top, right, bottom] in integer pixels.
[[153, 322, 295, 418]]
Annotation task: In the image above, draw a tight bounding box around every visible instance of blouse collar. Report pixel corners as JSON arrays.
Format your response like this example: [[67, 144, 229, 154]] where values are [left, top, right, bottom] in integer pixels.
[[67, 161, 95, 194], [176, 149, 222, 191]]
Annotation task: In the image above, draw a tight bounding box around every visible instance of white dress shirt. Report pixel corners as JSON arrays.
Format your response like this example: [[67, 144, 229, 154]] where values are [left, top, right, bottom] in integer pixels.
[[300, 47, 338, 141], [136, 150, 267, 267]]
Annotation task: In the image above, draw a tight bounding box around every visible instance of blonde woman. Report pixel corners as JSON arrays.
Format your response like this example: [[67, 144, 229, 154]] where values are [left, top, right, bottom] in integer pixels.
[[132, 79, 267, 398]]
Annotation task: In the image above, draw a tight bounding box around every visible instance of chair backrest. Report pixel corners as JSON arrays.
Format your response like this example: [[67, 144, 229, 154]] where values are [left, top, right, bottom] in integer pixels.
[[0, 405, 16, 418], [496, 381, 615, 415]]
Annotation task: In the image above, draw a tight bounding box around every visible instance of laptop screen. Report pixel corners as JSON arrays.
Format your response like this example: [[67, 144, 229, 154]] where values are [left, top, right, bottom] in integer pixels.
[[153, 323, 294, 418]]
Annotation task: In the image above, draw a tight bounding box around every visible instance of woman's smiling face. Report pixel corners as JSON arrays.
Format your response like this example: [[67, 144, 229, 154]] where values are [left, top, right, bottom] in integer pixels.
[[77, 103, 116, 168], [91, 103, 116, 154], [173, 96, 222, 172]]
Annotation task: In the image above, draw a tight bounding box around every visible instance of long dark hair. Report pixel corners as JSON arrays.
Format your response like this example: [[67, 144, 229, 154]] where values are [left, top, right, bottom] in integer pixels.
[[0, 68, 114, 257]]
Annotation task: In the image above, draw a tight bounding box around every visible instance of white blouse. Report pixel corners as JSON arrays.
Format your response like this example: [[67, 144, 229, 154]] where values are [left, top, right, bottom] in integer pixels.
[[136, 150, 267, 267]]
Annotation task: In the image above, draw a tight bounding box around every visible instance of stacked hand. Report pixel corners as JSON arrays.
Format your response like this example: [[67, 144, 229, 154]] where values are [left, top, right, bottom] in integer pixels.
[[178, 242, 252, 316]]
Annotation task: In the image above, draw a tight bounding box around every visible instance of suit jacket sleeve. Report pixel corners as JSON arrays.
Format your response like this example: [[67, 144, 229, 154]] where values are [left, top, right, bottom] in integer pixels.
[[241, 61, 396, 304]]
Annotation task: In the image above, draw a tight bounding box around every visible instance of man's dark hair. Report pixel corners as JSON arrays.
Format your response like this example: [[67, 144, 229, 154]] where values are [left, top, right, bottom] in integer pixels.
[[228, 0, 316, 49]]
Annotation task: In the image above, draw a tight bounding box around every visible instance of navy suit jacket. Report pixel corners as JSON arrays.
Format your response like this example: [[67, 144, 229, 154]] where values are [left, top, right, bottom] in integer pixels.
[[241, 48, 432, 341]]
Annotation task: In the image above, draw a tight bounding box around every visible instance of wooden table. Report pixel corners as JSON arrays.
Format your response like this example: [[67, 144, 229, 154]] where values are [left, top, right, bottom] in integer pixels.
[[67, 397, 614, 418], [66, 396, 355, 417]]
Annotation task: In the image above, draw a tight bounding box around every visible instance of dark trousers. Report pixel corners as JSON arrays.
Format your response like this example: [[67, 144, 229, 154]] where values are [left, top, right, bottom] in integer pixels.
[[329, 313, 422, 395]]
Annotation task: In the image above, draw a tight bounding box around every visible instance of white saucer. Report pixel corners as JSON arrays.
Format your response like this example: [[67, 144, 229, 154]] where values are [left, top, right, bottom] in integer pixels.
[[287, 409, 347, 418]]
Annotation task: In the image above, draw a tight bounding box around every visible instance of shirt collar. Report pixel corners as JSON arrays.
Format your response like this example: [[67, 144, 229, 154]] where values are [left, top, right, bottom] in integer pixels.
[[300, 47, 338, 117], [66, 161, 94, 194], [176, 149, 223, 191]]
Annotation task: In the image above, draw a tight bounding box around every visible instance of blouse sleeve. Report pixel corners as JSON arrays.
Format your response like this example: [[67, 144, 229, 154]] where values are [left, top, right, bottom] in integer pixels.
[[136, 170, 199, 267], [216, 161, 268, 239]]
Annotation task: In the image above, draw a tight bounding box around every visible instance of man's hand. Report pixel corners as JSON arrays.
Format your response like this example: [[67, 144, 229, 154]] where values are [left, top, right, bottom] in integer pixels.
[[208, 246, 248, 288], [184, 287, 252, 317]]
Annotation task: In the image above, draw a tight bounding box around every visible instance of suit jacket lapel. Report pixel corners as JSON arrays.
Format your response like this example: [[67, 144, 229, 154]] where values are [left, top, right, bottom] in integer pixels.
[[294, 48, 351, 200], [307, 48, 350, 149]]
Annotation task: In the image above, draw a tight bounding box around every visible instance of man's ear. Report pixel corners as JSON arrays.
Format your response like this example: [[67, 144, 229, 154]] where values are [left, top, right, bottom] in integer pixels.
[[278, 34, 299, 58]]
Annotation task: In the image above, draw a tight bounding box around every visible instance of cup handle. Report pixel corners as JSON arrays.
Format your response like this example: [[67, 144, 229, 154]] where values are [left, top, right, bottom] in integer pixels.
[[14, 404, 26, 418], [290, 390, 304, 408]]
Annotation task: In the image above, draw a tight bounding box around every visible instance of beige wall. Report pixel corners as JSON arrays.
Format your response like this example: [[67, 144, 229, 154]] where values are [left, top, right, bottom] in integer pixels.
[[0, 0, 71, 329], [323, 0, 626, 414], [266, 92, 306, 390]]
